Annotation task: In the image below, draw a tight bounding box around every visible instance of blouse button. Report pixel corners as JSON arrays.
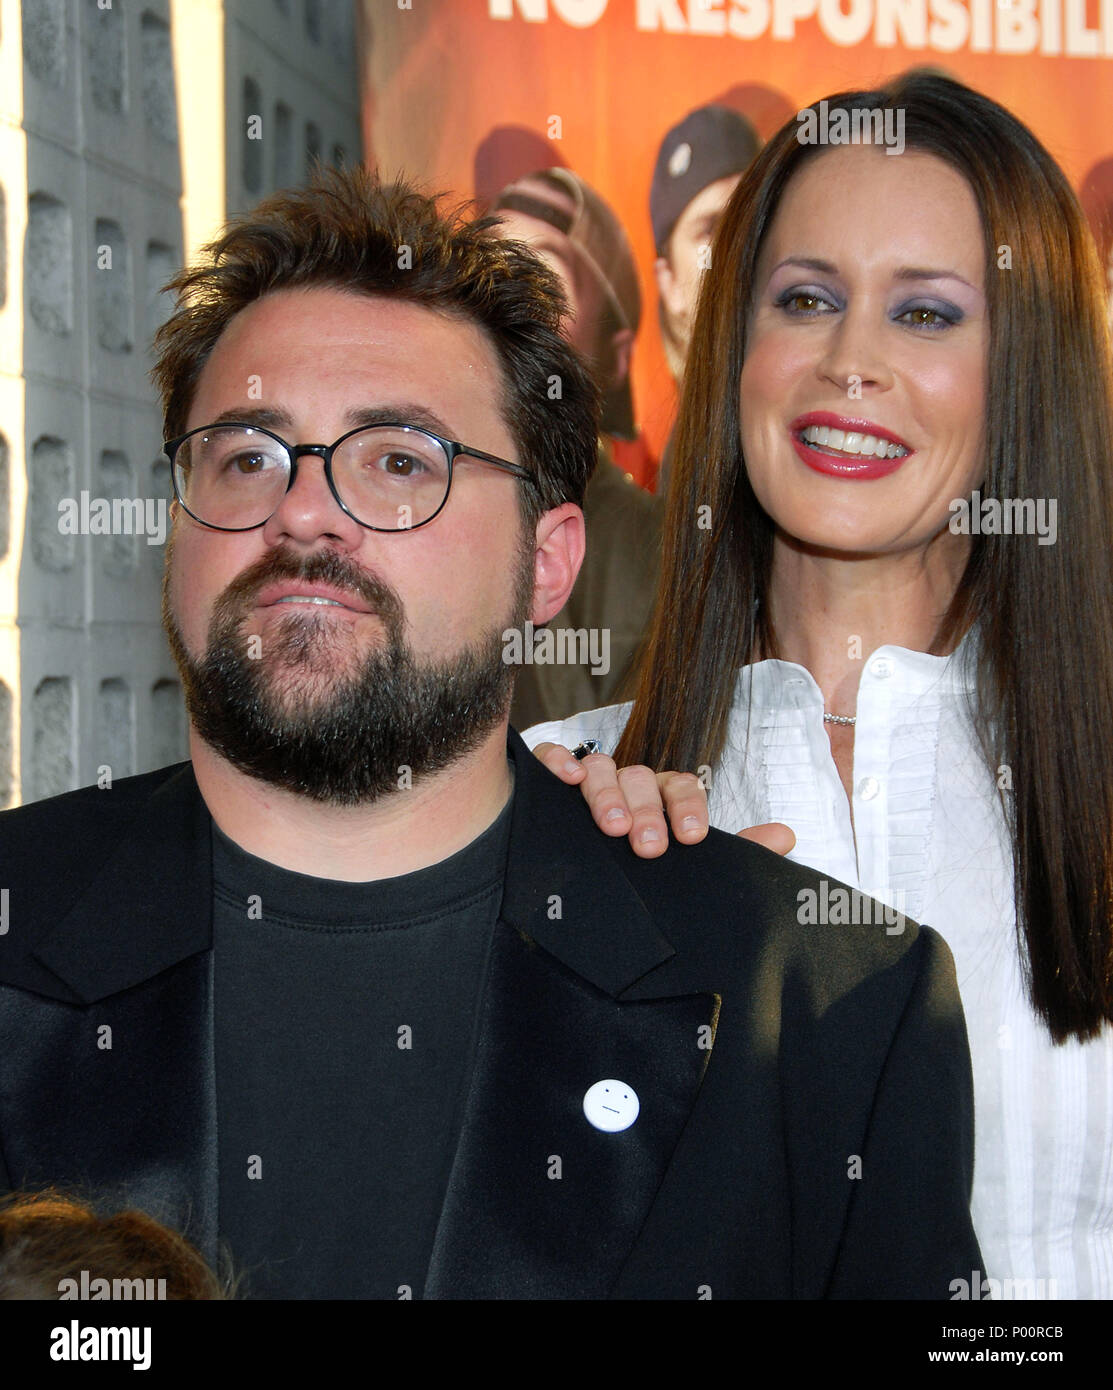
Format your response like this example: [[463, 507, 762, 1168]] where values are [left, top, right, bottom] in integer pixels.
[[857, 776, 880, 801], [869, 656, 893, 679]]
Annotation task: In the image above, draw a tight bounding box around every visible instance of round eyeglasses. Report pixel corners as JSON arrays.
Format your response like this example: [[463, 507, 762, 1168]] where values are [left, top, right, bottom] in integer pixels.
[[162, 421, 536, 532]]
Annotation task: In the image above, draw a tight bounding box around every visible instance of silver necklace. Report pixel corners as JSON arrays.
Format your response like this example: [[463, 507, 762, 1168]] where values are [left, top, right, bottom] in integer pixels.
[[823, 712, 856, 727]]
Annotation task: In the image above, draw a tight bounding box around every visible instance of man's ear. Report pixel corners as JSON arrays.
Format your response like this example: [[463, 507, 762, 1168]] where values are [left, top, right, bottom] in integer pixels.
[[529, 502, 586, 624], [654, 255, 683, 321], [604, 326, 635, 395]]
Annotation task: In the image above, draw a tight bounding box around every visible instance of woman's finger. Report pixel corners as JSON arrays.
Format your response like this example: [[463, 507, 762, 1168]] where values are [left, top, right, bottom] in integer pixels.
[[615, 764, 672, 857], [576, 753, 641, 837], [656, 771, 710, 843], [737, 822, 796, 856], [530, 741, 587, 783]]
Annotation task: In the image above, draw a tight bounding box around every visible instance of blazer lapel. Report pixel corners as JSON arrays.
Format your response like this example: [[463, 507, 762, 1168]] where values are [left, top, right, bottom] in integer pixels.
[[31, 764, 214, 1002], [0, 765, 220, 1266], [423, 923, 715, 1299], [424, 733, 718, 1299], [0, 953, 220, 1268]]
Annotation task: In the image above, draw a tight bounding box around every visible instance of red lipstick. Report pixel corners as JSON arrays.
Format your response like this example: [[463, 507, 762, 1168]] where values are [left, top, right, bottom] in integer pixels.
[[789, 411, 913, 480]]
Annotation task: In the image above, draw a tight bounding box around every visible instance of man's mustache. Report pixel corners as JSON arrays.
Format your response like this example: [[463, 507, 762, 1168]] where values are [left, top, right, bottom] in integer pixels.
[[211, 548, 404, 630]]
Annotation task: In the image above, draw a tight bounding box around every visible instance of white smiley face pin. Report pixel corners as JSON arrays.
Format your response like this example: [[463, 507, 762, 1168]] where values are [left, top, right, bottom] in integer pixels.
[[582, 1079, 640, 1133]]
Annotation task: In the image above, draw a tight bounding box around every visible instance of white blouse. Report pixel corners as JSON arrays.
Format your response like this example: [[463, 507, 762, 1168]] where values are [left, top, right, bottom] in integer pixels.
[[524, 638, 1113, 1300]]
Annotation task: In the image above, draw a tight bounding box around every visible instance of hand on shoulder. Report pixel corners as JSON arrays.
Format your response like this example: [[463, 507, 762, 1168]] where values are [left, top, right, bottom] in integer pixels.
[[529, 742, 796, 859]]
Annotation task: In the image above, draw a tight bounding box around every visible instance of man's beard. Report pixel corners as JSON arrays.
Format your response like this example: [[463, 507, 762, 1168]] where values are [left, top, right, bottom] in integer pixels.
[[162, 538, 535, 807]]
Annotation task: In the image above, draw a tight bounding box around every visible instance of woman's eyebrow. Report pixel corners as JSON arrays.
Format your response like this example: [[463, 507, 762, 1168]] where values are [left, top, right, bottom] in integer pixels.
[[767, 256, 838, 277], [766, 257, 982, 297], [892, 266, 983, 296]]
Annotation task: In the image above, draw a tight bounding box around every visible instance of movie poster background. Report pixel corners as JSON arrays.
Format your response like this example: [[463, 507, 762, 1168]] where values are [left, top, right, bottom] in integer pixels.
[[359, 1, 1113, 481]]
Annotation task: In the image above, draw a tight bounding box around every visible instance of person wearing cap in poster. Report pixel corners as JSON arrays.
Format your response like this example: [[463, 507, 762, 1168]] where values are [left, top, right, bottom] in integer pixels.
[[492, 169, 664, 729], [651, 104, 760, 493]]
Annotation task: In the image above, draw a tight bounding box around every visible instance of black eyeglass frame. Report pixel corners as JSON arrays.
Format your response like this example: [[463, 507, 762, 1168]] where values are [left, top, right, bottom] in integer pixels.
[[162, 420, 538, 533]]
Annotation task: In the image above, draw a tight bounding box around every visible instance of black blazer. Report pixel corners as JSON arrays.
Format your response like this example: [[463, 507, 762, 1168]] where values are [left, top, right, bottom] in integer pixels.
[[0, 730, 981, 1298]]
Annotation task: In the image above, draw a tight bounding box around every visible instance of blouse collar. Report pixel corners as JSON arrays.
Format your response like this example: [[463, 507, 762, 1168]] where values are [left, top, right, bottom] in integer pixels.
[[736, 625, 979, 716]]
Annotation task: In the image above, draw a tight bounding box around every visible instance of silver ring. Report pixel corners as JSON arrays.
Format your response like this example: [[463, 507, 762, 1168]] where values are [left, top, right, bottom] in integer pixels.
[[571, 739, 602, 761]]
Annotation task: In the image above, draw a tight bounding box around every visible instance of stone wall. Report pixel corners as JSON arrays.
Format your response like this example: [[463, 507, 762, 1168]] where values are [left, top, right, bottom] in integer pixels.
[[1, 0, 361, 807]]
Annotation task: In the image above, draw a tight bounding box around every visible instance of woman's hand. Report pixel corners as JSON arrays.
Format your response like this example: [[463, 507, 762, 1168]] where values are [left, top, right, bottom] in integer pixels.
[[531, 743, 796, 859]]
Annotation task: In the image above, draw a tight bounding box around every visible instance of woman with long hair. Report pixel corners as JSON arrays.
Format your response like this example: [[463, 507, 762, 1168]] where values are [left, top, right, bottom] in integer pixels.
[[525, 71, 1113, 1298]]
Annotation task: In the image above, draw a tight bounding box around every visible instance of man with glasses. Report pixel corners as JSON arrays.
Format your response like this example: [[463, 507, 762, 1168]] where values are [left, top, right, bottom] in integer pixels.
[[0, 169, 980, 1300]]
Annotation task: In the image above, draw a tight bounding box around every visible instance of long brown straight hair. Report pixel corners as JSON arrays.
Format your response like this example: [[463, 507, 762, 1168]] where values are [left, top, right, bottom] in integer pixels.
[[616, 72, 1113, 1043]]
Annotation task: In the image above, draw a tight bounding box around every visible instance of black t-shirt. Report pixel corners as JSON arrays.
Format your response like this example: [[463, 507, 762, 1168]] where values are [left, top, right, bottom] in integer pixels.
[[211, 778, 514, 1299]]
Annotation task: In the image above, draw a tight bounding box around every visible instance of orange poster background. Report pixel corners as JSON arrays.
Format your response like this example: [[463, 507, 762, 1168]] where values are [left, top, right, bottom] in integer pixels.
[[360, 1, 1113, 481]]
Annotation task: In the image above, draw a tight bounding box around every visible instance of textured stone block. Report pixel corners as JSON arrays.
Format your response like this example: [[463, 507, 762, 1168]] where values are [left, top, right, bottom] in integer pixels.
[[26, 193, 73, 337], [305, 120, 321, 181], [242, 77, 264, 195], [97, 450, 138, 578], [274, 102, 295, 189], [151, 677, 187, 769], [140, 11, 178, 145], [96, 676, 134, 782], [87, 0, 127, 114], [31, 675, 75, 802], [145, 240, 176, 348], [30, 436, 75, 573], [94, 218, 133, 354], [22, 0, 67, 90]]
